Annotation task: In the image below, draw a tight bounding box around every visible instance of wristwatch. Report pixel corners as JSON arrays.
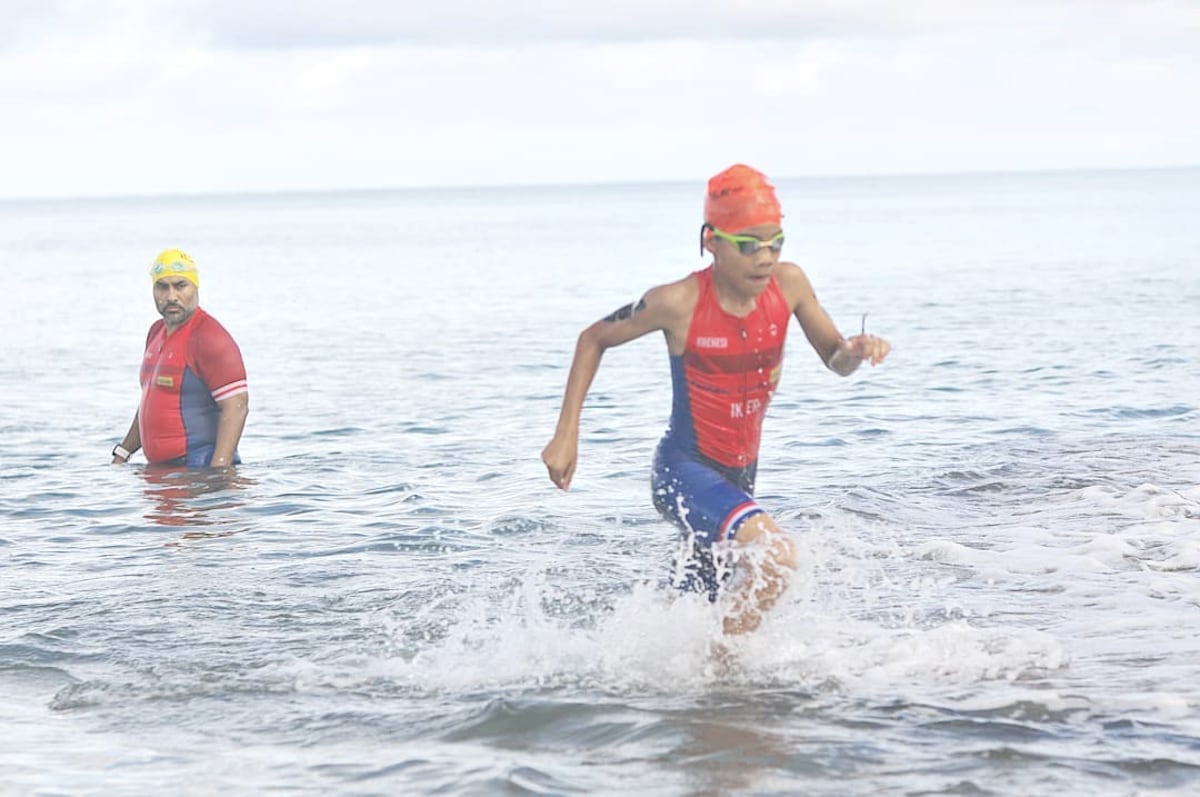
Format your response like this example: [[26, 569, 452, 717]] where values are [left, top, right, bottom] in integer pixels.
[[112, 444, 132, 461]]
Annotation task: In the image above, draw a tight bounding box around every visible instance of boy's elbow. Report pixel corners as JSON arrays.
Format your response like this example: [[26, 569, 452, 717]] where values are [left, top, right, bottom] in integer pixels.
[[578, 323, 609, 354]]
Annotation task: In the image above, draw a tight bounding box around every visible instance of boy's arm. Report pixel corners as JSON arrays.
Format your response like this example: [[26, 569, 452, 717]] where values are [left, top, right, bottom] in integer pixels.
[[777, 262, 890, 376], [543, 282, 690, 490]]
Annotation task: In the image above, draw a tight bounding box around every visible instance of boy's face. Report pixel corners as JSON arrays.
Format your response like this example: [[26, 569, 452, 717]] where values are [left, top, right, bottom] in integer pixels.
[[705, 223, 784, 296]]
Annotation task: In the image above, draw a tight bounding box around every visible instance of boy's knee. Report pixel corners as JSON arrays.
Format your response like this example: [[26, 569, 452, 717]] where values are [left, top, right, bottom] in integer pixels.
[[768, 532, 799, 571], [736, 514, 798, 571]]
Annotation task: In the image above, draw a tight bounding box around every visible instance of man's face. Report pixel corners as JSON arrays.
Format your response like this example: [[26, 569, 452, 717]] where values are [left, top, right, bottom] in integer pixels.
[[153, 278, 198, 329]]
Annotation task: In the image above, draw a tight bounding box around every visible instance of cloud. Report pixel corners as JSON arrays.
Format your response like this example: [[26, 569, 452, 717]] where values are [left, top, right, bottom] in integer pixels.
[[5, 0, 1195, 52], [186, 0, 1200, 57], [1, 0, 1197, 198]]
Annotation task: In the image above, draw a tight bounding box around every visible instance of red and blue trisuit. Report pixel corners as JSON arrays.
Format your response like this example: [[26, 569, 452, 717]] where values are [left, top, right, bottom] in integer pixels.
[[138, 307, 248, 467], [652, 266, 792, 600]]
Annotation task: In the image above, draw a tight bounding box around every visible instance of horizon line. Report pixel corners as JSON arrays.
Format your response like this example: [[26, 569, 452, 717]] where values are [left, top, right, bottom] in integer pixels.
[[2, 162, 1197, 205]]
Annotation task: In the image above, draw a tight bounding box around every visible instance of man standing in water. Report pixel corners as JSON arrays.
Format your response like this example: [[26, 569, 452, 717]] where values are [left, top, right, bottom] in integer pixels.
[[542, 165, 890, 635], [111, 249, 249, 468]]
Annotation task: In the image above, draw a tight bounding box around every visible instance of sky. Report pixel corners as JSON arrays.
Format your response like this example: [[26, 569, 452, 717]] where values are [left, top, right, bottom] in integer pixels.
[[2, 0, 1199, 199]]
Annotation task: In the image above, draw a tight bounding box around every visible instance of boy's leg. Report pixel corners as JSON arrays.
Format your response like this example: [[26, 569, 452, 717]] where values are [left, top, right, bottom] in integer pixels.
[[653, 447, 799, 633], [723, 513, 799, 635]]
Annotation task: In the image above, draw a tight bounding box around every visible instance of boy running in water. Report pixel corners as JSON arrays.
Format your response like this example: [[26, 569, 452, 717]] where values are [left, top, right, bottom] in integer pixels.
[[542, 165, 890, 634]]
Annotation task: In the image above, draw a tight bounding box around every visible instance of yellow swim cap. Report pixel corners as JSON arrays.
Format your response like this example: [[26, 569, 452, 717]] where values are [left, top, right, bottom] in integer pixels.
[[149, 249, 199, 288]]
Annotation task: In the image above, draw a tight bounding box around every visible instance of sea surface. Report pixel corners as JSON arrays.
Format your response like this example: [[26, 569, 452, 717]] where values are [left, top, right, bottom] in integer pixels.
[[1, 168, 1198, 796]]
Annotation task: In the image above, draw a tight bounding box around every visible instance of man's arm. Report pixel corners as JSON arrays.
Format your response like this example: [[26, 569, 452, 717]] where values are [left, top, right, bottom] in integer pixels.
[[209, 393, 249, 468], [112, 412, 142, 464], [189, 317, 249, 468]]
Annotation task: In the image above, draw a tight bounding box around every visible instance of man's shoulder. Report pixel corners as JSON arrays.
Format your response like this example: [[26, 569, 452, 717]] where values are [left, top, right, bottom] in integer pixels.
[[144, 318, 166, 346], [187, 308, 244, 362], [192, 308, 238, 339]]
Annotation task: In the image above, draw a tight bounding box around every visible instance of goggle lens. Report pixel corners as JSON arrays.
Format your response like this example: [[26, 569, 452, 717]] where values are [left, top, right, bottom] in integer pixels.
[[708, 227, 785, 255], [151, 262, 192, 276]]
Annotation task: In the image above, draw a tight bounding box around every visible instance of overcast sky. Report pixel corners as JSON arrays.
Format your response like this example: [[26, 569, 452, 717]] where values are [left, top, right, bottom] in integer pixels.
[[2, 0, 1198, 199]]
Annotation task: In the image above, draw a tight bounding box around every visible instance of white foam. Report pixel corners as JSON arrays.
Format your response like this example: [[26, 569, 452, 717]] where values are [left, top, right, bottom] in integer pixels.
[[351, 493, 1200, 722], [364, 544, 1070, 706]]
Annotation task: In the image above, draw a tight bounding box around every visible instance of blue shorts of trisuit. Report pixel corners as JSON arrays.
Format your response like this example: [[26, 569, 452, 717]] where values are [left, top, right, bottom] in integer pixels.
[[651, 438, 764, 602], [158, 445, 242, 468]]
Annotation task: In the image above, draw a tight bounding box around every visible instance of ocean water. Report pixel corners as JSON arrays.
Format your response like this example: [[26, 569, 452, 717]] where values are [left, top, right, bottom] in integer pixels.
[[1, 168, 1198, 796]]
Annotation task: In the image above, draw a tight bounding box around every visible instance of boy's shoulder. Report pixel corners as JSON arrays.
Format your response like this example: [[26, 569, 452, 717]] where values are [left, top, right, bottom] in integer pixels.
[[773, 261, 813, 307], [646, 270, 702, 315]]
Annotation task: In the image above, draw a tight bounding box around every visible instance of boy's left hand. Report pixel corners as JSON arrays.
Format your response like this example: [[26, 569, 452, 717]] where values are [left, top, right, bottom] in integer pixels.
[[844, 333, 891, 366]]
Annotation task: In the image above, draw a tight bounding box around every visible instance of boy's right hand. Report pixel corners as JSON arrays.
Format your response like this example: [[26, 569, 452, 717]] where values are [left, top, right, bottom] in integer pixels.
[[541, 436, 578, 491]]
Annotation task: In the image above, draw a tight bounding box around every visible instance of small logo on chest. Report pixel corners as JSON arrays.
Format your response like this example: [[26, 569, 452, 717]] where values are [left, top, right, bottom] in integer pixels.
[[156, 376, 175, 387], [695, 336, 728, 349]]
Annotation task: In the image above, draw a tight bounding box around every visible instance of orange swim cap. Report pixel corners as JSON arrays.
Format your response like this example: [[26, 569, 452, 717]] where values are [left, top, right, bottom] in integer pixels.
[[703, 164, 782, 232]]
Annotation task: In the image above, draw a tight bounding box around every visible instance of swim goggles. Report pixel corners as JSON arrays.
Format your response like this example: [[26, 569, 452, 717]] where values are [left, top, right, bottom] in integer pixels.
[[701, 224, 785, 256], [151, 261, 193, 278]]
